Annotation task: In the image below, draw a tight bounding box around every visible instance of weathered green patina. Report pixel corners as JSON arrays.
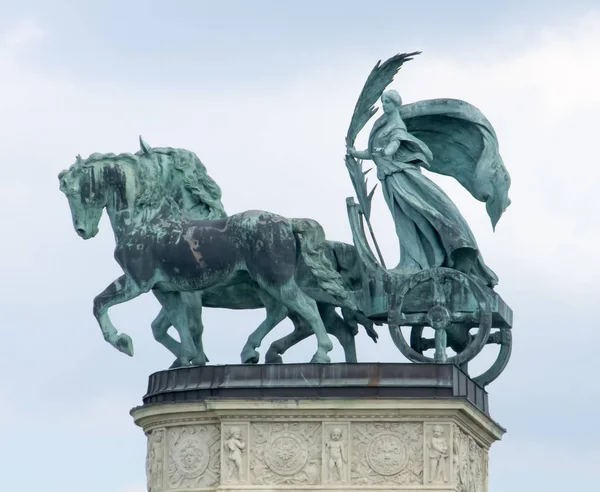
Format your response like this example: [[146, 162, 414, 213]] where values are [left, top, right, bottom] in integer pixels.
[[58, 142, 378, 367], [344, 52, 512, 385], [58, 51, 513, 386]]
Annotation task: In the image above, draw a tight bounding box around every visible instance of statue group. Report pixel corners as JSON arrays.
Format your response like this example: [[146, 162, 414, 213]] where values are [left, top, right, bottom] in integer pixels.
[[59, 52, 513, 386]]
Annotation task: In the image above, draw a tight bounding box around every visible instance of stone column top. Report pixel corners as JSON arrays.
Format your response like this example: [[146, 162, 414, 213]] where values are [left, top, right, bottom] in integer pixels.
[[132, 364, 504, 491], [142, 363, 488, 408]]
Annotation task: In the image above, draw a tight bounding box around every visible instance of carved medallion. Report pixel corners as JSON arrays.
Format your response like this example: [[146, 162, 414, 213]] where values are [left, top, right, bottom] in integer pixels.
[[352, 423, 422, 486], [265, 431, 309, 476], [167, 425, 221, 489], [172, 436, 211, 478], [250, 422, 321, 485], [366, 432, 410, 476]]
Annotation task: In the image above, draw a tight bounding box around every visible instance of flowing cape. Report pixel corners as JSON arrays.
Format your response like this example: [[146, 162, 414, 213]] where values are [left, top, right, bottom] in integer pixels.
[[399, 98, 511, 229]]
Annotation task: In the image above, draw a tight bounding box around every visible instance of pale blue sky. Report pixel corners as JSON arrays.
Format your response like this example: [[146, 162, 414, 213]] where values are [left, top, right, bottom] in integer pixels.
[[1, 1, 599, 491]]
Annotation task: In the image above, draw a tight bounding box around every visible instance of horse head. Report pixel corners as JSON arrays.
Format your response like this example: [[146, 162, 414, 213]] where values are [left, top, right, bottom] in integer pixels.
[[58, 155, 107, 240]]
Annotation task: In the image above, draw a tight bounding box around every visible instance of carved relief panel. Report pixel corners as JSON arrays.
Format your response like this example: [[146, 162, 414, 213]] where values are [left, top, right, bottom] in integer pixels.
[[424, 423, 452, 484], [143, 417, 492, 491], [249, 422, 321, 485], [146, 428, 165, 492], [351, 422, 423, 486], [322, 422, 350, 484], [167, 425, 220, 489], [221, 422, 249, 485], [453, 424, 486, 492]]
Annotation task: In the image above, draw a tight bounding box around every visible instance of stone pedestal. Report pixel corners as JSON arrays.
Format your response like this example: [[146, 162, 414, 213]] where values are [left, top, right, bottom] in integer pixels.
[[131, 364, 504, 491]]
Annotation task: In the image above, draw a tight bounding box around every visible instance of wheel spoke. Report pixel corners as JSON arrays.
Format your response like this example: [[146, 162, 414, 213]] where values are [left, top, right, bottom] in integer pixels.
[[450, 312, 479, 324], [389, 324, 434, 363]]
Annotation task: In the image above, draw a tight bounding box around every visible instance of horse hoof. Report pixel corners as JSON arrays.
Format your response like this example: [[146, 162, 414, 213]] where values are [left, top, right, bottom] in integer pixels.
[[265, 353, 283, 364], [241, 349, 260, 364], [310, 353, 331, 364], [190, 358, 207, 367], [115, 334, 134, 357], [169, 358, 189, 369]]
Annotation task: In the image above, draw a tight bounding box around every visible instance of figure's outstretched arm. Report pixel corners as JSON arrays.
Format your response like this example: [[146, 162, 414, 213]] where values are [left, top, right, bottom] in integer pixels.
[[354, 149, 373, 160], [347, 146, 373, 160]]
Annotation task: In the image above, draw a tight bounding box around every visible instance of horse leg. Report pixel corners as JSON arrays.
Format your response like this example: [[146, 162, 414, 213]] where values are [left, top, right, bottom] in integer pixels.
[[265, 311, 313, 364], [93, 274, 146, 356], [150, 307, 181, 357], [151, 299, 210, 366], [263, 281, 333, 363], [266, 305, 360, 363], [240, 290, 288, 364], [153, 290, 198, 368], [321, 305, 358, 363], [181, 292, 208, 366]]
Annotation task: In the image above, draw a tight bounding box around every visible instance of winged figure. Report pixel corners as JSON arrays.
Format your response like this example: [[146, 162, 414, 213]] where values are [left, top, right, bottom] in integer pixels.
[[346, 53, 511, 287]]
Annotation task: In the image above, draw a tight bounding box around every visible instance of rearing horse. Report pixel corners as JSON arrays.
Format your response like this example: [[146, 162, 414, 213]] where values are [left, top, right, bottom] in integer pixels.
[[59, 153, 355, 365]]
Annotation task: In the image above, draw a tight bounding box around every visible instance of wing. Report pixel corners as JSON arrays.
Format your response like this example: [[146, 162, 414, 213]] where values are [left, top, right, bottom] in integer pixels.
[[400, 98, 511, 229]]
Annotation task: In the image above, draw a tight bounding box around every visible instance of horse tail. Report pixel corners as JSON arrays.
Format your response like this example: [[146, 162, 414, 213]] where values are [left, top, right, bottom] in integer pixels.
[[291, 219, 357, 311]]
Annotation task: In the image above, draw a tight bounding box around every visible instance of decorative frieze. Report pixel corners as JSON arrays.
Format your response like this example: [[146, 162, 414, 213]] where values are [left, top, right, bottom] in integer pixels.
[[134, 400, 502, 491]]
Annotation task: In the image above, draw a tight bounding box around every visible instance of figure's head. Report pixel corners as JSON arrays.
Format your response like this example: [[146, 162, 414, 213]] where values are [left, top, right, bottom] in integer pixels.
[[469, 437, 477, 454], [229, 427, 242, 440], [381, 90, 403, 115], [433, 425, 445, 438], [331, 428, 342, 441], [58, 155, 106, 240]]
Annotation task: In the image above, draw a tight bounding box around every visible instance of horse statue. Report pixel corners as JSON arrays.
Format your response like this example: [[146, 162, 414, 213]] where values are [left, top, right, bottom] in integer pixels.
[[58, 144, 374, 366], [123, 138, 378, 364]]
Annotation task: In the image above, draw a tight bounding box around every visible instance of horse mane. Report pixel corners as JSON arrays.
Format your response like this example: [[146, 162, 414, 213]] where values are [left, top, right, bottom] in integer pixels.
[[78, 147, 226, 218], [138, 147, 227, 219], [84, 152, 165, 210]]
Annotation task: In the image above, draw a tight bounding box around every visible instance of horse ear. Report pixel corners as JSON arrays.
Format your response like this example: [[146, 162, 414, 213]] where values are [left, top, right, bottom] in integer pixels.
[[76, 154, 83, 165], [139, 135, 152, 155]]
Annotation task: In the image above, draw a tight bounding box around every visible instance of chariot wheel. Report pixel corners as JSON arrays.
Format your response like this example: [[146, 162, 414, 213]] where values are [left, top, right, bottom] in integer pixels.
[[472, 328, 512, 386], [409, 324, 512, 387], [388, 267, 492, 367]]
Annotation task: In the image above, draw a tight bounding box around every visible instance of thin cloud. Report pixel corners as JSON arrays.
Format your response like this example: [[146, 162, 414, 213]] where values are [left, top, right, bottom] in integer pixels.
[[1, 19, 47, 51], [0, 8, 598, 492]]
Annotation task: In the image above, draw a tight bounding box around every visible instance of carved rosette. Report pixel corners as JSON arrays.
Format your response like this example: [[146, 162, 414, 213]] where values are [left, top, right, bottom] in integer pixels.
[[249, 422, 321, 485], [351, 422, 423, 486], [167, 425, 220, 489], [453, 424, 487, 492], [146, 428, 165, 492]]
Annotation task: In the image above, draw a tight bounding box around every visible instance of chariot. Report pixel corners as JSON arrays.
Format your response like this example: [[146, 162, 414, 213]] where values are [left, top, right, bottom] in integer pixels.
[[340, 52, 513, 387], [347, 198, 513, 387]]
